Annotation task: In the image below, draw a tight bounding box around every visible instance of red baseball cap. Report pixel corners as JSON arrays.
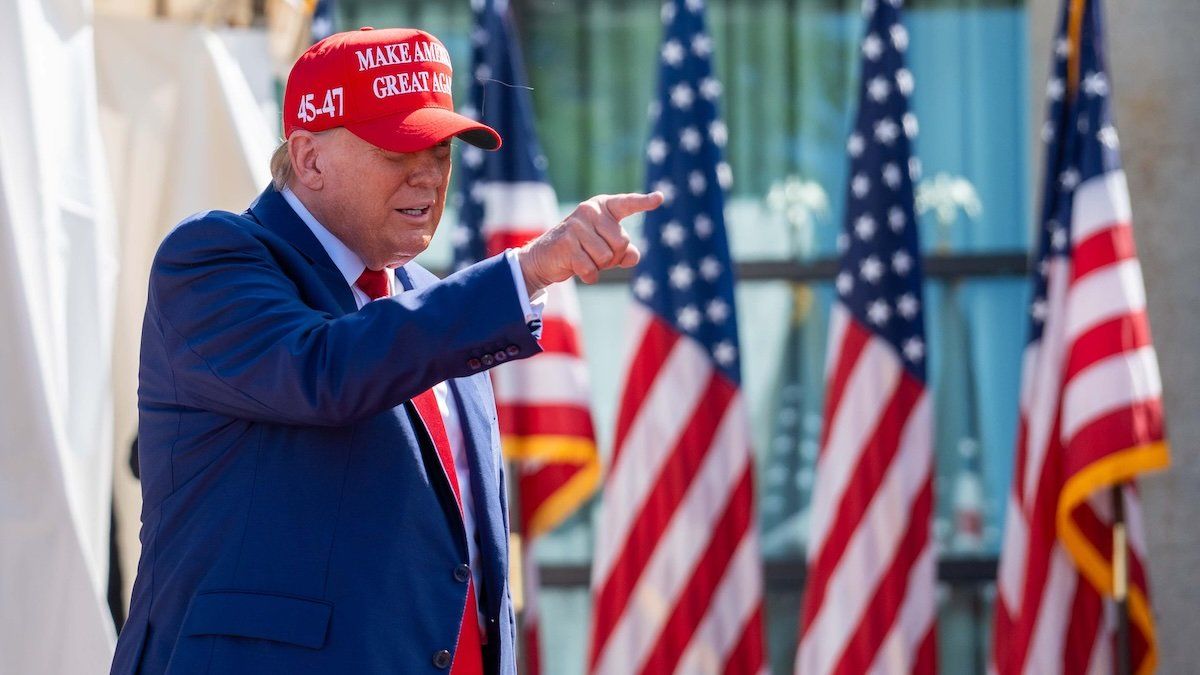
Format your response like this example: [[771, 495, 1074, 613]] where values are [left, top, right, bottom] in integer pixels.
[[283, 27, 501, 153]]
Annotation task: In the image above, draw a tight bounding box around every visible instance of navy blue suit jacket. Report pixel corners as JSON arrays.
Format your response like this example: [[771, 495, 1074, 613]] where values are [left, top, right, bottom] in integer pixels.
[[111, 187, 539, 674]]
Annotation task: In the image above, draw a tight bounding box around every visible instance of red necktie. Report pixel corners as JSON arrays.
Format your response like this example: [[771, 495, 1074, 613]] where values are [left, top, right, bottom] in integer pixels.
[[355, 268, 390, 301], [355, 270, 485, 673]]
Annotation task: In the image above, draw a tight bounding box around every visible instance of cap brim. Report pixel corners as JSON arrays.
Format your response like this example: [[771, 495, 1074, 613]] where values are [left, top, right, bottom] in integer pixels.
[[345, 107, 502, 153]]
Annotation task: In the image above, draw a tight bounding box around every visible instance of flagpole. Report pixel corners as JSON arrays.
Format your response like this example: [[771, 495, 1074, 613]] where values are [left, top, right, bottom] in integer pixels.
[[1112, 485, 1130, 675]]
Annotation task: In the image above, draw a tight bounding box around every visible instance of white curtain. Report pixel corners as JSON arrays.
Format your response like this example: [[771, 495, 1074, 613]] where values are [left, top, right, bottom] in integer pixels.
[[0, 0, 120, 671], [94, 13, 277, 613]]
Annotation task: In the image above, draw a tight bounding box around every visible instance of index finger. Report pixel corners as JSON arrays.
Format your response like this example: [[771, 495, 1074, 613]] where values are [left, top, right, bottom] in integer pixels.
[[601, 192, 665, 221]]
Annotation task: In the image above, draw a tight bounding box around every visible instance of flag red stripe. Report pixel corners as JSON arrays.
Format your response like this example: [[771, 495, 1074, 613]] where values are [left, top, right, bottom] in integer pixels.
[[637, 468, 755, 675], [518, 463, 592, 529], [1005, 417, 1068, 673], [589, 373, 736, 665], [536, 316, 587, 356], [800, 371, 925, 634], [817, 320, 873, 454], [1071, 221, 1135, 282], [991, 599, 1017, 675], [1063, 311, 1152, 382], [497, 403, 596, 438], [913, 624, 937, 675], [1063, 400, 1164, 477], [524, 615, 543, 675], [1061, 574, 1103, 674], [722, 608, 766, 675], [830, 478, 933, 675], [1012, 415, 1031, 505], [1071, 501, 1114, 564], [486, 229, 547, 255], [611, 318, 680, 461]]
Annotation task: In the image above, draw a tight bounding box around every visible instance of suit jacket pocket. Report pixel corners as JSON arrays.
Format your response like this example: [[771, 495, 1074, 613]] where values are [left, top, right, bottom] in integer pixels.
[[180, 590, 333, 650]]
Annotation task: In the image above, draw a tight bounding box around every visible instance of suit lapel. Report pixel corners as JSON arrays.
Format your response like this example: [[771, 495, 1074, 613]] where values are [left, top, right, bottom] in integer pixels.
[[449, 376, 507, 618], [247, 186, 357, 315], [398, 265, 508, 614]]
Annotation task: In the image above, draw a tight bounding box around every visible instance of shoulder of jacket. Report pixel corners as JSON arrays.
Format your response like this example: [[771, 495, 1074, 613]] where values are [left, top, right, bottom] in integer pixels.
[[401, 260, 441, 289], [154, 209, 266, 264]]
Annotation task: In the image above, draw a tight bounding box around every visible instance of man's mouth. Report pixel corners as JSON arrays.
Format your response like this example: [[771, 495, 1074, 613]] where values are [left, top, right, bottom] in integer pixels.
[[396, 206, 430, 217]]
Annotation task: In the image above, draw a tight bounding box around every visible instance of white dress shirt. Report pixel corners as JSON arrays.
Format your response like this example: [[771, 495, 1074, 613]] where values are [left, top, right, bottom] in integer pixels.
[[281, 188, 541, 626]]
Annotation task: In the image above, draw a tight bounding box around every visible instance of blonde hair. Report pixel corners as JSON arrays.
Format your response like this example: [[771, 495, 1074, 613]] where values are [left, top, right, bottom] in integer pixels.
[[270, 140, 293, 190]]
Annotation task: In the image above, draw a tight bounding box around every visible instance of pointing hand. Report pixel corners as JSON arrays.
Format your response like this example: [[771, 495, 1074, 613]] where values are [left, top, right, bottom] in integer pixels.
[[517, 192, 665, 296]]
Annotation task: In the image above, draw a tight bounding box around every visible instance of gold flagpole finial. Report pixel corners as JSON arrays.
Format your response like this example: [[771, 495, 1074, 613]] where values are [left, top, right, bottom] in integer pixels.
[[1066, 0, 1087, 99]]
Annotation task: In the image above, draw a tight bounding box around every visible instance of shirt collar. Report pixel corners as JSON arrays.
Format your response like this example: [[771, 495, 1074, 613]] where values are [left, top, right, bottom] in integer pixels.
[[281, 187, 394, 292]]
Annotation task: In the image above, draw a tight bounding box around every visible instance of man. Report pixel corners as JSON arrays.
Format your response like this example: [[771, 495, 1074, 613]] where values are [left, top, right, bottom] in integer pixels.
[[111, 27, 660, 675]]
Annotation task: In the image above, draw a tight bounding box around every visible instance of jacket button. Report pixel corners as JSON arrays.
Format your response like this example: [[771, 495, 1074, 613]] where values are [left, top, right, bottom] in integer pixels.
[[481, 354, 494, 367], [506, 345, 520, 356], [468, 358, 481, 370], [494, 350, 508, 362], [454, 563, 471, 583], [433, 650, 452, 669]]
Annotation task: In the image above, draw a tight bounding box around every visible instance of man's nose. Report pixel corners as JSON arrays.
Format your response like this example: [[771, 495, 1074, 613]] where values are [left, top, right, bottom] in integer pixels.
[[406, 149, 445, 187]]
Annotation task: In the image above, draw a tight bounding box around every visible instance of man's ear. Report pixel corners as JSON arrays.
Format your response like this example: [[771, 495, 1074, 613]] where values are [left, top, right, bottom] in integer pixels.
[[289, 131, 323, 191]]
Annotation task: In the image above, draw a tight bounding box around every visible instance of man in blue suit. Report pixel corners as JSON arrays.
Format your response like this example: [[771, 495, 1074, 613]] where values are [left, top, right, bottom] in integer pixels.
[[111, 27, 660, 675]]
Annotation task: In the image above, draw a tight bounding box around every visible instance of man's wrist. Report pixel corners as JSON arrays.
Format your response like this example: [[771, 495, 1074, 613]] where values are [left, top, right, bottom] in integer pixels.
[[504, 249, 545, 334], [515, 247, 546, 297]]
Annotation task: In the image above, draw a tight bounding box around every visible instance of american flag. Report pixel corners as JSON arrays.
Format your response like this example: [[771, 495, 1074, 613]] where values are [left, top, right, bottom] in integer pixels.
[[991, 1, 1169, 673], [794, 0, 938, 673], [587, 1, 765, 674], [453, 2, 601, 673], [309, 0, 336, 43]]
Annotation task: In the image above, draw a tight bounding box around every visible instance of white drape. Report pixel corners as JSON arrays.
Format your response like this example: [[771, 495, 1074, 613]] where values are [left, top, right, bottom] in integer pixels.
[[94, 14, 277, 617], [0, 0, 119, 671]]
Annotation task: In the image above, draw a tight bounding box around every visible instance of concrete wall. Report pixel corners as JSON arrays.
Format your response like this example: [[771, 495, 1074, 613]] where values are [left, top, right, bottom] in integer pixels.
[[1030, 0, 1200, 669]]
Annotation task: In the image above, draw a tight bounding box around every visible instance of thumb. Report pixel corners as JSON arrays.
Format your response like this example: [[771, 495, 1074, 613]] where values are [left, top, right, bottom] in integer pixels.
[[602, 191, 665, 221]]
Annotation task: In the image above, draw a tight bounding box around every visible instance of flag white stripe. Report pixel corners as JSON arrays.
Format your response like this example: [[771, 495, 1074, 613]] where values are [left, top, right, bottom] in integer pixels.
[[473, 181, 560, 234], [1085, 601, 1116, 675], [796, 391, 932, 675], [1125, 486, 1148, 559], [806, 336, 903, 554], [1071, 170, 1131, 243], [593, 397, 750, 675], [1060, 345, 1162, 442], [866, 543, 938, 675], [1064, 258, 1146, 341], [997, 497, 1030, 612], [1026, 544, 1078, 674], [592, 335, 715, 584], [824, 305, 850, 377], [672, 529, 763, 675], [489, 353, 593, 407], [1017, 345, 1038, 415], [540, 278, 584, 322], [1022, 262, 1070, 504]]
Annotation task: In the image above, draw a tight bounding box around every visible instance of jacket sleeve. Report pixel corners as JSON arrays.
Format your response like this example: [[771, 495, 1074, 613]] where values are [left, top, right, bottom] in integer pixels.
[[146, 213, 541, 426]]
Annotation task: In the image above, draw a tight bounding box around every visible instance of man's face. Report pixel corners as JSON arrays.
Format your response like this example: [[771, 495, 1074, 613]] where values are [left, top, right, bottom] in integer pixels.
[[313, 128, 453, 270]]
